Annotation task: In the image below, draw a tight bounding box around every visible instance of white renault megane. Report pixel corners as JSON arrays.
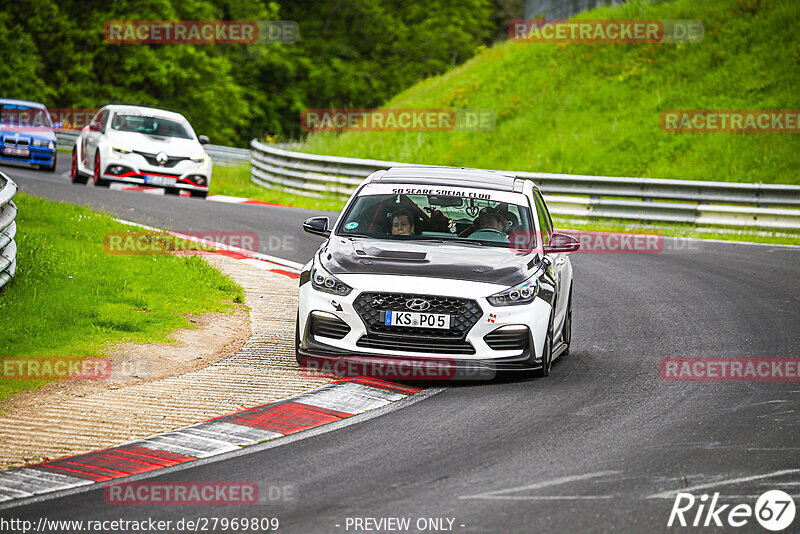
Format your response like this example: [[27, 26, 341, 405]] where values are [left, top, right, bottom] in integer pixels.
[[297, 166, 580, 378], [70, 105, 212, 198]]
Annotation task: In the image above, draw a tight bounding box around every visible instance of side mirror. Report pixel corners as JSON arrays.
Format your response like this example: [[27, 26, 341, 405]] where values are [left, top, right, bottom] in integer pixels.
[[198, 135, 210, 145], [89, 121, 102, 132], [54, 122, 63, 129], [543, 232, 580, 254], [303, 216, 330, 237]]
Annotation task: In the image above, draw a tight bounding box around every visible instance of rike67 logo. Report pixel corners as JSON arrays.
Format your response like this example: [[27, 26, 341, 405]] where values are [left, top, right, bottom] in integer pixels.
[[668, 490, 795, 531]]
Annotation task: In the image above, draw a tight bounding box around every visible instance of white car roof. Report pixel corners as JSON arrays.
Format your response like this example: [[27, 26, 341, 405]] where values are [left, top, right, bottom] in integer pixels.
[[101, 105, 188, 123]]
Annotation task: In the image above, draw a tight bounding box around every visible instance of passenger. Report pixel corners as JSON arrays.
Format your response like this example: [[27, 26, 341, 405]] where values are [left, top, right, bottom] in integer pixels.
[[391, 207, 415, 236], [476, 212, 506, 232]]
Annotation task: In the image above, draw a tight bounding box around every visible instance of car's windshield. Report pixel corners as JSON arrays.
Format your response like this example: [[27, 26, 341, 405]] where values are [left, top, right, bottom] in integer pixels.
[[0, 104, 52, 128], [336, 183, 536, 249], [109, 113, 193, 139]]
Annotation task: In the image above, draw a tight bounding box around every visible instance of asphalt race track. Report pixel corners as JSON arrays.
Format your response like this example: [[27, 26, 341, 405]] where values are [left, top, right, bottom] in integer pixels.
[[2, 154, 799, 533]]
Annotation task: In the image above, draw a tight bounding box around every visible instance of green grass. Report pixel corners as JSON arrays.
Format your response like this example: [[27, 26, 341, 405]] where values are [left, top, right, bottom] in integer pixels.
[[0, 193, 245, 401], [210, 163, 344, 212], [297, 0, 800, 185]]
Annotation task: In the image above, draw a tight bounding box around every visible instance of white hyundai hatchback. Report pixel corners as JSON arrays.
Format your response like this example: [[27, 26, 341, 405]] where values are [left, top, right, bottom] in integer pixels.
[[70, 105, 212, 197], [297, 166, 580, 379]]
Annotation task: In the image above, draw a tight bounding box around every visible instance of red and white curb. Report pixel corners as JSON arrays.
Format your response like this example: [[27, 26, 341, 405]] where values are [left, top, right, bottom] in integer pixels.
[[0, 378, 421, 504]]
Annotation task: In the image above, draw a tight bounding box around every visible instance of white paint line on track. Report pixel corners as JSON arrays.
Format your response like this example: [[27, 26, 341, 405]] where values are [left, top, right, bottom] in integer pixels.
[[459, 471, 620, 500], [647, 468, 800, 499], [463, 495, 618, 500]]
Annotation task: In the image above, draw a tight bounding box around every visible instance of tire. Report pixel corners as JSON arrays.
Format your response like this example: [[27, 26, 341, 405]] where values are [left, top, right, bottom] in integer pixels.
[[533, 313, 554, 378], [43, 160, 56, 173], [93, 152, 110, 187], [562, 289, 572, 356], [190, 190, 208, 199], [164, 187, 180, 196], [295, 313, 304, 365], [70, 149, 88, 184]]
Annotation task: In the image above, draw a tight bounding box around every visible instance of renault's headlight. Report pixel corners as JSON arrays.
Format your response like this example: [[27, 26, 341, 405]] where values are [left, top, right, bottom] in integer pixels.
[[110, 145, 132, 158], [312, 263, 352, 296], [487, 275, 539, 306], [190, 154, 209, 169]]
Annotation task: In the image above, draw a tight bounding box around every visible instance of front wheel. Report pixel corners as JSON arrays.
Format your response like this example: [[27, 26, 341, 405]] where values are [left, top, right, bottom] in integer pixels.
[[190, 190, 208, 199], [93, 152, 110, 187], [562, 289, 572, 356], [295, 313, 304, 365], [71, 149, 88, 184], [533, 315, 553, 378]]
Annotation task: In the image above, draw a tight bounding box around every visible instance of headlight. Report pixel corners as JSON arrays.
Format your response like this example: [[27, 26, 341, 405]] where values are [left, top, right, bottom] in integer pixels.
[[190, 154, 209, 169], [487, 275, 539, 306], [110, 145, 132, 158], [311, 263, 352, 296], [48, 140, 55, 150], [32, 139, 52, 148]]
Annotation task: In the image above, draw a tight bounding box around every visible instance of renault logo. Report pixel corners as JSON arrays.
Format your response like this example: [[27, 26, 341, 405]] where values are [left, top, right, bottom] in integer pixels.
[[155, 151, 168, 165], [405, 298, 431, 311]]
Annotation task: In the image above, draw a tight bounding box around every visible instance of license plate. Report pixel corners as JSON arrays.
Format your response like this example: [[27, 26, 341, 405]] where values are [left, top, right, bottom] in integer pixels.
[[145, 175, 176, 187], [4, 147, 29, 157], [384, 311, 450, 329]]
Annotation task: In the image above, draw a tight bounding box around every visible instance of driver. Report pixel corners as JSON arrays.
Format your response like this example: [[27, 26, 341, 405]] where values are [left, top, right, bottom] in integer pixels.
[[476, 212, 506, 232], [391, 207, 415, 236]]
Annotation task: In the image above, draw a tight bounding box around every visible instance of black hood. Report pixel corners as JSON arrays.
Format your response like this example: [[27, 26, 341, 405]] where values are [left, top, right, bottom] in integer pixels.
[[321, 237, 540, 286]]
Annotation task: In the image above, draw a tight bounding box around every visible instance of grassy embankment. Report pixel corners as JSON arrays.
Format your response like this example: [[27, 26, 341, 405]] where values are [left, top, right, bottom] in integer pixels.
[[0, 193, 244, 402]]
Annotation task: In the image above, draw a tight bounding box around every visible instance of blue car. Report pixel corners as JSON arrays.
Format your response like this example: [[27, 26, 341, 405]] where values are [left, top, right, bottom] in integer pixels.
[[0, 99, 59, 172]]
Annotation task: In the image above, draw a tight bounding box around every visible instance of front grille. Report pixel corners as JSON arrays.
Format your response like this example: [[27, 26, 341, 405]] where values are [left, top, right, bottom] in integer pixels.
[[484, 326, 529, 351], [354, 292, 482, 338], [4, 137, 30, 148], [133, 150, 189, 168], [357, 333, 475, 354], [353, 292, 481, 355], [309, 313, 350, 340]]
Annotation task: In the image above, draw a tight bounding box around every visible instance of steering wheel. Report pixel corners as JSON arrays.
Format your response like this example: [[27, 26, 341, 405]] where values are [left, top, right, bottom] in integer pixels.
[[466, 205, 480, 218], [473, 228, 507, 237]]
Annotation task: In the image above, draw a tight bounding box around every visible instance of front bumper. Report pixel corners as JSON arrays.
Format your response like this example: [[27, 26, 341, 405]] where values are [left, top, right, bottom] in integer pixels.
[[0, 147, 55, 166], [101, 153, 211, 191], [298, 274, 552, 376]]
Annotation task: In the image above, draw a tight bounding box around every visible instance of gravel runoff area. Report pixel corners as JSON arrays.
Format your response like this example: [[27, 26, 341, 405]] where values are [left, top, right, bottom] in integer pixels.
[[0, 254, 331, 469]]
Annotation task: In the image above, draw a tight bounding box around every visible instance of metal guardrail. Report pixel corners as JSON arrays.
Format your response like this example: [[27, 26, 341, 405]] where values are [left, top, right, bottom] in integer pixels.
[[249, 139, 800, 231], [55, 130, 250, 165], [0, 172, 18, 291]]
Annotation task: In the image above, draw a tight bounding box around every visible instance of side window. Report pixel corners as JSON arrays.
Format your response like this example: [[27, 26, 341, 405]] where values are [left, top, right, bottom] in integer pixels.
[[98, 110, 109, 132], [532, 190, 553, 246]]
